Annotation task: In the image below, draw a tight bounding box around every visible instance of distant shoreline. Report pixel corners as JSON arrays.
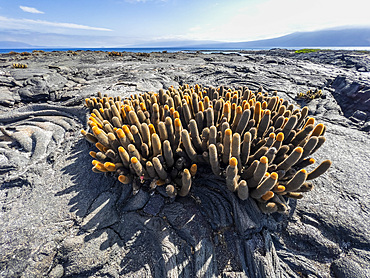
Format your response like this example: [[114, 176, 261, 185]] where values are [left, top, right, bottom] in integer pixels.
[[1, 46, 370, 54]]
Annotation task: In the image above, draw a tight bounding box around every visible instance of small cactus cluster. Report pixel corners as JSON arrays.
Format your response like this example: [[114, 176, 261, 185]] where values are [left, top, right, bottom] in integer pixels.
[[296, 88, 323, 100], [136, 52, 150, 57], [67, 50, 78, 55], [12, 63, 28, 69], [82, 84, 331, 214], [108, 51, 124, 57]]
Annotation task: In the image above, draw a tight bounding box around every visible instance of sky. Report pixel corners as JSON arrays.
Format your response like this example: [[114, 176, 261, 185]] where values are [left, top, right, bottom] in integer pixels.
[[0, 0, 369, 47]]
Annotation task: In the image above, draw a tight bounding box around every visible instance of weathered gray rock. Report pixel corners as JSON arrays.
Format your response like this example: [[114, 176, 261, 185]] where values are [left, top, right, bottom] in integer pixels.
[[0, 49, 369, 278]]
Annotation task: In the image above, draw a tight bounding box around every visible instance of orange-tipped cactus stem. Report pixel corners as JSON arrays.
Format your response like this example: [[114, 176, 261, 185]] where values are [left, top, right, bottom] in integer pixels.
[[111, 104, 122, 125], [166, 184, 177, 198], [152, 157, 167, 180], [277, 147, 303, 171], [226, 157, 238, 192], [231, 133, 241, 169], [131, 156, 145, 177], [258, 202, 278, 214], [274, 185, 286, 193], [201, 127, 210, 152], [296, 106, 309, 128], [92, 160, 107, 172], [254, 101, 262, 125], [222, 129, 232, 164], [209, 144, 221, 176], [250, 172, 278, 199], [304, 117, 315, 128], [104, 162, 116, 172], [179, 169, 192, 197], [190, 164, 197, 177], [92, 126, 110, 147], [208, 125, 217, 146], [291, 124, 314, 146], [182, 101, 192, 125], [165, 117, 176, 150], [231, 106, 243, 132], [261, 191, 274, 201], [266, 96, 278, 111], [140, 123, 151, 148], [189, 119, 203, 152], [223, 102, 231, 122], [146, 161, 157, 179], [286, 192, 304, 199], [81, 129, 98, 144], [284, 169, 308, 192], [118, 146, 130, 168], [237, 180, 249, 200], [128, 144, 141, 162], [310, 136, 326, 155], [174, 118, 182, 147], [118, 175, 132, 185], [257, 110, 271, 138], [151, 133, 162, 157], [116, 128, 130, 149], [122, 125, 135, 142], [271, 132, 284, 151], [206, 107, 214, 127], [247, 156, 269, 188], [241, 132, 252, 165], [163, 140, 174, 168], [235, 109, 251, 135], [300, 136, 319, 161], [180, 129, 198, 161], [95, 142, 107, 153], [310, 123, 325, 137], [307, 160, 331, 180], [282, 115, 298, 141], [158, 122, 168, 142], [107, 132, 120, 151]]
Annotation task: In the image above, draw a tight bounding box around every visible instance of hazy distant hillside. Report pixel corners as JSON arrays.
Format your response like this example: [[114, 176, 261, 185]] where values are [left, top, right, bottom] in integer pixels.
[[209, 27, 370, 48], [0, 41, 34, 48]]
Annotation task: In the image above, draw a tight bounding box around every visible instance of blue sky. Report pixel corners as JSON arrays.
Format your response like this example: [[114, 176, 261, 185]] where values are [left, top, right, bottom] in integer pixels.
[[0, 0, 369, 47]]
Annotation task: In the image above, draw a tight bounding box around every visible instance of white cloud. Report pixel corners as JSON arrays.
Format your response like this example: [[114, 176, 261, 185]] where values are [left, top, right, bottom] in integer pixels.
[[185, 0, 370, 42], [20, 6, 44, 14], [0, 16, 113, 32]]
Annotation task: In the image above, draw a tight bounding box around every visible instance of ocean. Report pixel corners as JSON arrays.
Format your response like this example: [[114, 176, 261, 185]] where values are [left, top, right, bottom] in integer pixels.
[[1, 46, 370, 54]]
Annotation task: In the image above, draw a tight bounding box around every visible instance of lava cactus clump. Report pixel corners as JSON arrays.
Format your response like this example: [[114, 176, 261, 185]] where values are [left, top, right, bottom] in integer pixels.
[[81, 84, 331, 214]]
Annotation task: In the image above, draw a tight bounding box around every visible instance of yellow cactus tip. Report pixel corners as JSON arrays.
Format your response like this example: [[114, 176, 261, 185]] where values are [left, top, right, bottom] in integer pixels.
[[156, 180, 166, 186], [229, 157, 238, 167], [131, 157, 139, 164], [260, 156, 268, 164], [118, 146, 124, 152], [225, 129, 232, 136], [174, 118, 182, 127], [81, 129, 87, 135], [276, 132, 284, 141], [92, 160, 99, 166], [271, 172, 279, 180], [301, 169, 307, 174], [92, 126, 101, 135], [277, 185, 285, 192], [265, 109, 271, 115], [184, 169, 190, 174], [262, 191, 274, 201], [269, 133, 275, 139], [295, 147, 304, 154], [118, 175, 127, 183], [116, 129, 125, 138], [309, 158, 316, 164]]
